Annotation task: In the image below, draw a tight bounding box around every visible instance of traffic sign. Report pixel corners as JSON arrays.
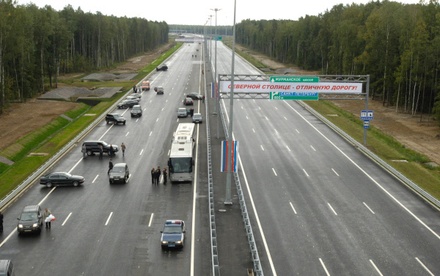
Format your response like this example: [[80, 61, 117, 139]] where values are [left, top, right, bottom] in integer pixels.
[[215, 36, 222, 41], [270, 92, 318, 101], [270, 76, 319, 83], [363, 120, 370, 129], [360, 110, 374, 120]]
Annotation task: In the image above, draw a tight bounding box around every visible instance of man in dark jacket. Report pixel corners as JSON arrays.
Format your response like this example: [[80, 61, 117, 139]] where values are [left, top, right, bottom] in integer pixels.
[[108, 159, 114, 175]]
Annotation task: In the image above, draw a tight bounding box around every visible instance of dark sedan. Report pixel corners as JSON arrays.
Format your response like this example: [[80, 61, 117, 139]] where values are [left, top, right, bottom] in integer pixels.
[[117, 99, 138, 109], [40, 172, 85, 188], [186, 93, 203, 100], [109, 163, 130, 184], [156, 64, 168, 71]]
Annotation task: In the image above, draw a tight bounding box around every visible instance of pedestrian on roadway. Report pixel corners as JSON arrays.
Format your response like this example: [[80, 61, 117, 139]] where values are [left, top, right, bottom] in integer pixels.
[[99, 144, 103, 160], [155, 166, 161, 185], [162, 168, 167, 184], [109, 144, 114, 157], [121, 142, 126, 157], [44, 208, 52, 229], [108, 159, 114, 175], [151, 167, 156, 184]]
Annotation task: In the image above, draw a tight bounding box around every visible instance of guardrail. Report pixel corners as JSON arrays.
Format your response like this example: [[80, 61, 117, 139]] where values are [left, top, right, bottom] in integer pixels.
[[298, 101, 440, 210], [219, 104, 264, 276]]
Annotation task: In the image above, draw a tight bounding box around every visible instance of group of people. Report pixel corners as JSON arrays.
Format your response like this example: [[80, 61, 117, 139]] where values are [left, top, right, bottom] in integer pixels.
[[151, 166, 167, 185]]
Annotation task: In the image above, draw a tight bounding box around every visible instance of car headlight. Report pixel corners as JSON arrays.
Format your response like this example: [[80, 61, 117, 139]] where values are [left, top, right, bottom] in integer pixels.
[[33, 223, 38, 227], [18, 224, 23, 228], [161, 241, 168, 244], [176, 241, 182, 244]]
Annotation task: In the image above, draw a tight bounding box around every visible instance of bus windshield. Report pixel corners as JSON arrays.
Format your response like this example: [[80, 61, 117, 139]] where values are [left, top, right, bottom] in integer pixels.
[[169, 157, 192, 173]]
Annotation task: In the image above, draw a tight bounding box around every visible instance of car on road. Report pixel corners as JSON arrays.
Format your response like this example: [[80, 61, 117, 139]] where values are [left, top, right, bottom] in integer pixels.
[[154, 86, 164, 94], [192, 113, 202, 123], [186, 92, 203, 100], [160, 220, 186, 250], [109, 163, 130, 184], [126, 95, 141, 102], [40, 172, 85, 188], [105, 113, 126, 125], [183, 97, 193, 106], [17, 205, 44, 235], [130, 105, 142, 117], [177, 108, 188, 118], [156, 64, 168, 71], [82, 140, 119, 156], [117, 99, 138, 109]]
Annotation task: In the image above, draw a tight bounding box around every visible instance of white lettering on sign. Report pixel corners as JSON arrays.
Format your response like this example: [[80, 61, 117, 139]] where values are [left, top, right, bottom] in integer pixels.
[[220, 81, 363, 93]]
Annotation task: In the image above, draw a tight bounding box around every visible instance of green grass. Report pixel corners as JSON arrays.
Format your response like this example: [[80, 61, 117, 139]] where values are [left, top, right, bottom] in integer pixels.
[[306, 100, 440, 200], [0, 42, 182, 201]]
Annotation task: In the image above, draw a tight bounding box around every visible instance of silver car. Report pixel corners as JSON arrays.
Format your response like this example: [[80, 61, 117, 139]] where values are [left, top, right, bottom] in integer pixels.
[[192, 113, 202, 123]]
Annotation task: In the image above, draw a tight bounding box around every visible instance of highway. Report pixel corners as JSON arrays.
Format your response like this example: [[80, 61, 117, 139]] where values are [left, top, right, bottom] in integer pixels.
[[0, 42, 211, 275], [212, 42, 440, 275]]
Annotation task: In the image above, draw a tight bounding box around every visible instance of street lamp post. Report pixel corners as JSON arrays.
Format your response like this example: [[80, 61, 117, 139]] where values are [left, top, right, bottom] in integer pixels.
[[211, 8, 220, 129]]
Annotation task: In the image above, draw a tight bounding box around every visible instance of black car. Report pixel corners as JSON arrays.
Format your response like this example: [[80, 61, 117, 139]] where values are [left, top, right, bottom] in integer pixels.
[[109, 163, 130, 184], [105, 113, 126, 125], [160, 220, 186, 250], [17, 205, 44, 235], [82, 140, 119, 156], [40, 172, 85, 188], [156, 64, 168, 71], [130, 105, 142, 117], [154, 86, 164, 94], [117, 99, 138, 109], [186, 93, 203, 100]]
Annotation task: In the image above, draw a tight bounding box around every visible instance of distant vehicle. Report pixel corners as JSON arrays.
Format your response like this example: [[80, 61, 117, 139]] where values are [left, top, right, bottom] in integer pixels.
[[117, 99, 138, 109], [126, 95, 141, 102], [141, 80, 150, 91], [156, 64, 168, 71], [17, 205, 44, 235], [82, 140, 119, 156], [109, 163, 130, 184], [177, 108, 188, 118], [130, 105, 142, 117], [40, 172, 85, 188], [105, 113, 126, 125], [183, 97, 193, 106], [154, 86, 164, 94], [192, 113, 202, 124], [186, 93, 202, 100], [160, 220, 186, 250]]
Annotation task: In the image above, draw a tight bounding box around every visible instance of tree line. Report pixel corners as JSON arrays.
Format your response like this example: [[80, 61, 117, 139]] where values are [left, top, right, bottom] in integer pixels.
[[235, 0, 440, 122], [0, 0, 169, 113]]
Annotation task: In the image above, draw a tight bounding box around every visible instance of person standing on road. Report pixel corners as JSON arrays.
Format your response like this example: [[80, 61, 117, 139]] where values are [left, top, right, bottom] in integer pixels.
[[202, 95, 205, 103], [82, 143, 87, 158], [109, 144, 114, 157], [121, 142, 126, 157], [108, 159, 114, 175], [151, 167, 156, 184], [44, 208, 51, 229], [155, 166, 161, 185], [99, 144, 103, 160], [162, 168, 167, 184]]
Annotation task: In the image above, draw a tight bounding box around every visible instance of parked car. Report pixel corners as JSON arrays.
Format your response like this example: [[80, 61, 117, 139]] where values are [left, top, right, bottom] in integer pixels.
[[109, 163, 130, 184], [17, 205, 44, 235], [154, 86, 164, 94], [183, 97, 193, 106], [117, 99, 138, 109], [156, 64, 168, 71], [177, 108, 188, 118], [105, 113, 126, 125], [160, 220, 186, 250], [141, 80, 150, 91], [131, 105, 142, 117], [0, 259, 14, 276], [81, 140, 119, 156], [40, 172, 85, 188], [192, 113, 203, 123], [126, 95, 141, 102], [186, 93, 203, 100]]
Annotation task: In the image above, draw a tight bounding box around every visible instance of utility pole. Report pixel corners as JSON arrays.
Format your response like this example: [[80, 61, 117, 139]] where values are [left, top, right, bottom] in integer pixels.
[[211, 8, 221, 139]]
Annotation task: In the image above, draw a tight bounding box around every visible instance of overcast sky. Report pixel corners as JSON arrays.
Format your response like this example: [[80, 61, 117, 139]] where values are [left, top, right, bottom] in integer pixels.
[[16, 0, 422, 26]]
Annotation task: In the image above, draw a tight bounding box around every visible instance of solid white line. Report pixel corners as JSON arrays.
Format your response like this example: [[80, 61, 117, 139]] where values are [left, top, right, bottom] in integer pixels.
[[369, 259, 383, 276], [331, 168, 339, 176], [319, 258, 331, 276], [303, 169, 309, 177], [272, 168, 277, 176], [148, 213, 154, 227], [363, 202, 375, 214], [140, 149, 144, 155], [284, 101, 440, 240], [62, 212, 72, 226], [260, 145, 265, 151], [105, 212, 113, 226], [38, 187, 57, 206], [289, 202, 297, 215], [69, 158, 82, 174], [415, 257, 434, 276], [327, 203, 338, 215], [92, 175, 99, 183]]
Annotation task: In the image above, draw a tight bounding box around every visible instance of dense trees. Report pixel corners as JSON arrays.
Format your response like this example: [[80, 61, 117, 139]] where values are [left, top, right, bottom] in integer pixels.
[[0, 1, 168, 112], [235, 0, 440, 121]]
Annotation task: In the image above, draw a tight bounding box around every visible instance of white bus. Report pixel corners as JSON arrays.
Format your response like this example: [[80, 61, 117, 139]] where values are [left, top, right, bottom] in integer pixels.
[[168, 123, 195, 182]]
